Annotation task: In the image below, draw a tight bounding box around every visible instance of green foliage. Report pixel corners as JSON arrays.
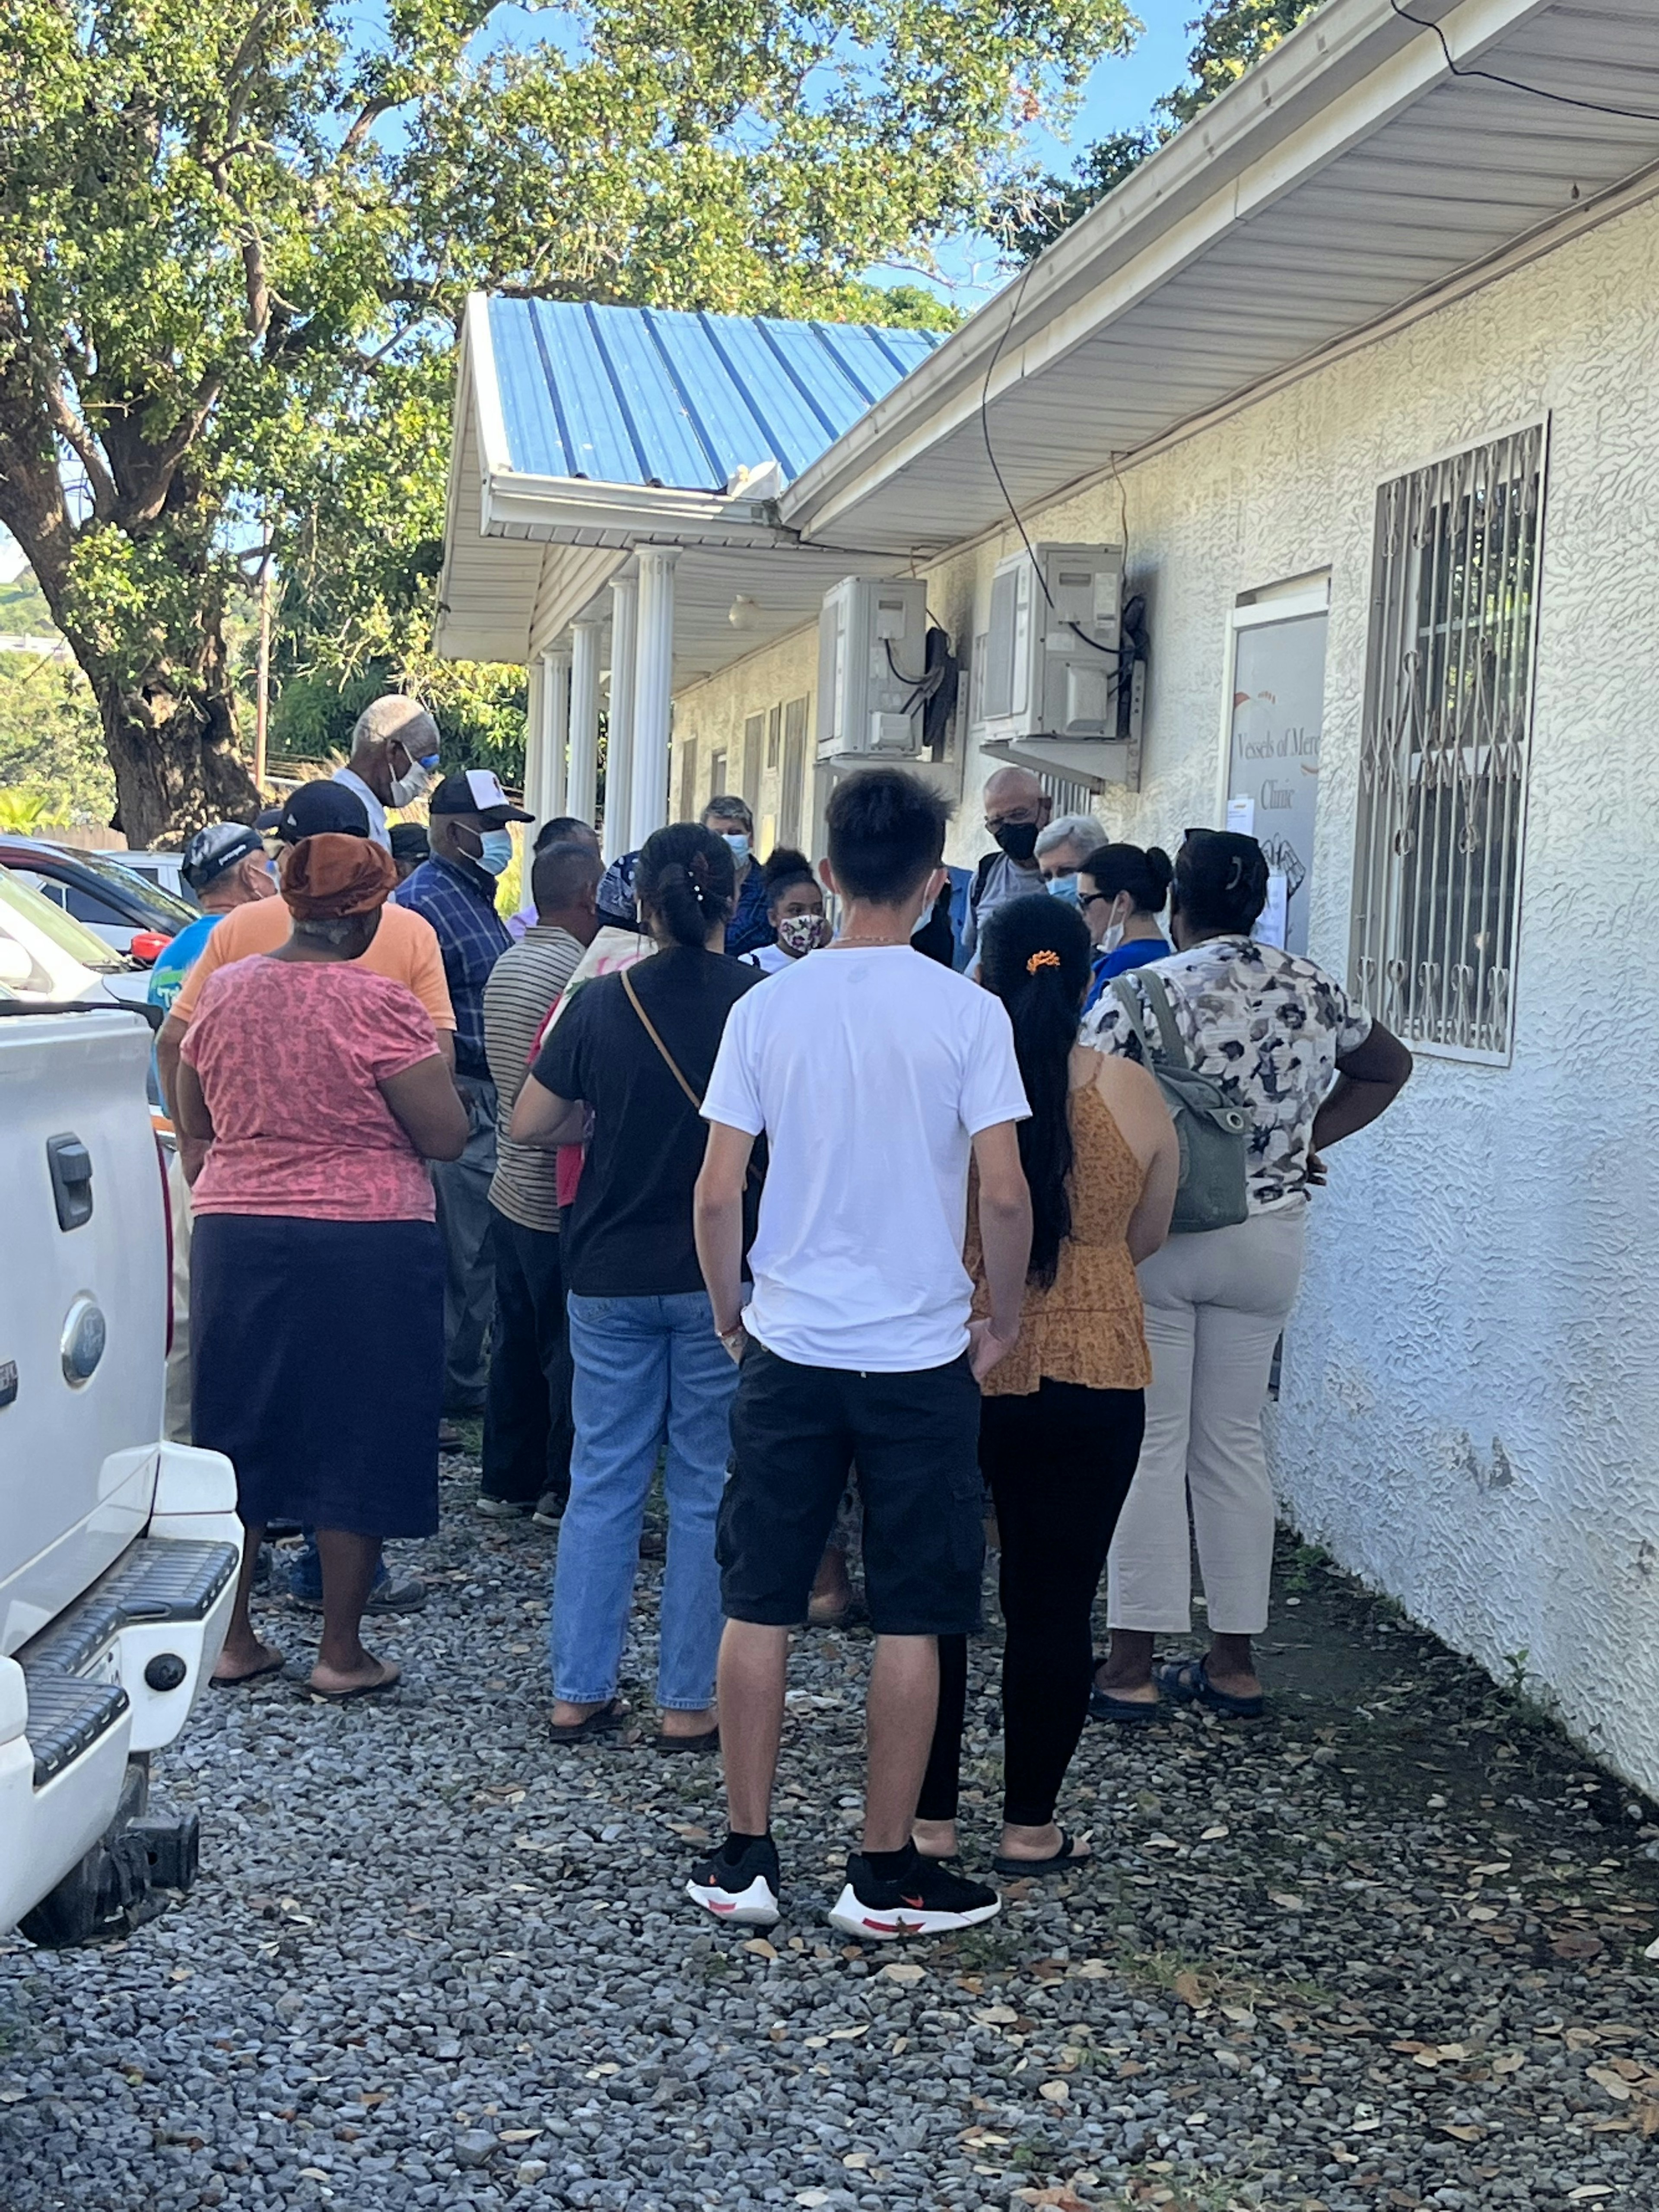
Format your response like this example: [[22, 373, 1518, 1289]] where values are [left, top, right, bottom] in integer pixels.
[[0, 572, 55, 635], [0, 652, 118, 825], [0, 0, 1137, 835], [270, 658, 528, 782], [997, 0, 1325, 261]]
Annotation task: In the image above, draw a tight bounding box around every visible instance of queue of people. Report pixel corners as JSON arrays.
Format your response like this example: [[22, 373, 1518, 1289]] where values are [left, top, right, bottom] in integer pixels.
[[153, 700, 1411, 1940]]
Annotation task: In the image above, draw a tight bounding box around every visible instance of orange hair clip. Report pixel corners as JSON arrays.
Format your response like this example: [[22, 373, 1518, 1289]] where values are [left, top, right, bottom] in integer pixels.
[[1026, 948, 1062, 975]]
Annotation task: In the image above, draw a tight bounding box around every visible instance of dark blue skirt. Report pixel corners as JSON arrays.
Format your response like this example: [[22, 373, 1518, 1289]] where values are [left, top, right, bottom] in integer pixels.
[[191, 1214, 443, 1538]]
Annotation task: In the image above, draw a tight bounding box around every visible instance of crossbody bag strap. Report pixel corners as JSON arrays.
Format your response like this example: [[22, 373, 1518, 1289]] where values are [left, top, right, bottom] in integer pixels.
[[620, 964, 703, 1110], [1109, 973, 1163, 1068], [1137, 968, 1191, 1071]]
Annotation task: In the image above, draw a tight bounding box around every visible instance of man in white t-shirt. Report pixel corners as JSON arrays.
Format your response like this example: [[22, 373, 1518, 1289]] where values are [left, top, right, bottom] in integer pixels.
[[688, 768, 1033, 1940]]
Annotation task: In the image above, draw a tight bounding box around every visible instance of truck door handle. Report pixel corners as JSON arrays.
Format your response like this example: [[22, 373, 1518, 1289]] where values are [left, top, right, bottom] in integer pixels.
[[47, 1133, 94, 1231]]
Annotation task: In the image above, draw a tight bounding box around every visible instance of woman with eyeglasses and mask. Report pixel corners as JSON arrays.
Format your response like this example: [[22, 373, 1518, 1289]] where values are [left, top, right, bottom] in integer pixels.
[[1077, 842, 1173, 1009], [1083, 829, 1412, 1722], [701, 795, 774, 958]]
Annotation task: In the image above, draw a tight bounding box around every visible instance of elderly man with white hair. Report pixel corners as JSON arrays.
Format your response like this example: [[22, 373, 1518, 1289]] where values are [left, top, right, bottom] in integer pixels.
[[332, 694, 443, 850], [1034, 812, 1107, 903]]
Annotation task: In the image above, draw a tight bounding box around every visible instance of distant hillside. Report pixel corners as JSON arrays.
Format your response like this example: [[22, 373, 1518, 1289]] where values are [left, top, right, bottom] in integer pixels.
[[0, 572, 56, 636]]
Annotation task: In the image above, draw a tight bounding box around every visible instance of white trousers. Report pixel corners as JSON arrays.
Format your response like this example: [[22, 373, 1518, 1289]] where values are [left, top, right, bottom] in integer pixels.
[[1106, 1205, 1306, 1637]]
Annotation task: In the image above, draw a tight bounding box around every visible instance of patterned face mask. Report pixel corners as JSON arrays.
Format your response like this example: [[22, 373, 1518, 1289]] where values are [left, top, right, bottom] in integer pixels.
[[775, 912, 830, 957]]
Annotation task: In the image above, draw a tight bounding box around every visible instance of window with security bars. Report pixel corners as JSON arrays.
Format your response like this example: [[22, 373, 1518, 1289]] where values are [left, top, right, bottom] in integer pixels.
[[1350, 425, 1545, 1061]]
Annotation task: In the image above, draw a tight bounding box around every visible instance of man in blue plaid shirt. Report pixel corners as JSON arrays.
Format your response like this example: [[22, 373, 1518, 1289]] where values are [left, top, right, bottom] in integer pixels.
[[395, 769, 531, 1416]]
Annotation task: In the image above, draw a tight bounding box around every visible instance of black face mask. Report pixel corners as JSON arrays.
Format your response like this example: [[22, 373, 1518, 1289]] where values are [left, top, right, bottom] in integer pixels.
[[992, 819, 1040, 863]]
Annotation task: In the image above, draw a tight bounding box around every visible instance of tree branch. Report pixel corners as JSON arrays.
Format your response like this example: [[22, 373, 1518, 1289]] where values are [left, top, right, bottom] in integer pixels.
[[20, 315, 119, 521], [338, 93, 396, 161]]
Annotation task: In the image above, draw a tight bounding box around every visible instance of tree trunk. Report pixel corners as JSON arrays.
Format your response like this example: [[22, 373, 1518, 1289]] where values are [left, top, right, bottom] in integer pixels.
[[96, 668, 262, 852]]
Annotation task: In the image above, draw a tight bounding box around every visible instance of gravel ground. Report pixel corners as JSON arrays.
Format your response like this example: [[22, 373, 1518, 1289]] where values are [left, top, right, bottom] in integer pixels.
[[5, 1448, 1659, 2212]]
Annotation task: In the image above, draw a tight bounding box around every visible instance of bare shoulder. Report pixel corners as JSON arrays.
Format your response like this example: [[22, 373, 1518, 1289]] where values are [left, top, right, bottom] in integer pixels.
[[1077, 1045, 1173, 1160]]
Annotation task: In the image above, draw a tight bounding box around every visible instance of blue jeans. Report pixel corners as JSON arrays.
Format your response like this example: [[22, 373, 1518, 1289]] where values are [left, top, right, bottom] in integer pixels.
[[286, 1532, 388, 1601], [553, 1290, 739, 1711]]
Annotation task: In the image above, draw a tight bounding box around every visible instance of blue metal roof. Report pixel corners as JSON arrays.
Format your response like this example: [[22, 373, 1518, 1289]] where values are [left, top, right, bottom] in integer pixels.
[[486, 298, 942, 492]]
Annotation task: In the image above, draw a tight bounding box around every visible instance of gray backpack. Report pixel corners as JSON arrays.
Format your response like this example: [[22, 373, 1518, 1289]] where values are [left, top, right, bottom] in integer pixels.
[[1110, 969, 1249, 1234]]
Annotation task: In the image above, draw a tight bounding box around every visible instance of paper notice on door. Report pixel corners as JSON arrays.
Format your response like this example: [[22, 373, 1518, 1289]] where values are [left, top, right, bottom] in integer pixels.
[[1226, 794, 1255, 836], [1256, 870, 1288, 948]]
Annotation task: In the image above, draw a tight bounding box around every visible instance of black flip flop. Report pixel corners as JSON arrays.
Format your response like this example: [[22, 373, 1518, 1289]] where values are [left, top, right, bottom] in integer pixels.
[[210, 1652, 288, 1688], [1154, 1654, 1265, 1719], [652, 1726, 720, 1754], [992, 1829, 1091, 1879], [549, 1697, 626, 1744], [305, 1664, 402, 1704]]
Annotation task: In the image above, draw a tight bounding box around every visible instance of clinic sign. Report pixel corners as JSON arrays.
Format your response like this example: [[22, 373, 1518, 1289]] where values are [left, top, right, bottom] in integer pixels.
[[1227, 606, 1328, 957]]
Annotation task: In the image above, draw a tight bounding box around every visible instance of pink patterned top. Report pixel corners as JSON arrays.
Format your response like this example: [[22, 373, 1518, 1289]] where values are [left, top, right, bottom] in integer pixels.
[[181, 957, 441, 1222]]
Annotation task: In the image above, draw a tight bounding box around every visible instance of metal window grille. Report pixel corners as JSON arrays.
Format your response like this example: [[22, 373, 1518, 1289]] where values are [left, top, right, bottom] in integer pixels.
[[766, 704, 782, 771], [1350, 425, 1545, 1060], [708, 748, 727, 805]]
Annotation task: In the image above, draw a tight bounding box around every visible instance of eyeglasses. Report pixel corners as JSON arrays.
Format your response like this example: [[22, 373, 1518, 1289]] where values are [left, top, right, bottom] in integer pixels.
[[1078, 889, 1110, 910]]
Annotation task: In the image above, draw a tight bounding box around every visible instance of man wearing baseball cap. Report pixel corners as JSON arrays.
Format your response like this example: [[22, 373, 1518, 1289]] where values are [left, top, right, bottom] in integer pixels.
[[394, 769, 532, 1417], [146, 823, 274, 1025]]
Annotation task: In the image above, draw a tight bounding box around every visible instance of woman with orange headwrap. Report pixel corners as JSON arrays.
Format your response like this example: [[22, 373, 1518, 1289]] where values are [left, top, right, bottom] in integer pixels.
[[175, 833, 468, 1699]]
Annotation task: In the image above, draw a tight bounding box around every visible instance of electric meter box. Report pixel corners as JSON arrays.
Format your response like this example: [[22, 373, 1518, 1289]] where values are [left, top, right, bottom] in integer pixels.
[[980, 543, 1124, 741], [816, 576, 931, 760]]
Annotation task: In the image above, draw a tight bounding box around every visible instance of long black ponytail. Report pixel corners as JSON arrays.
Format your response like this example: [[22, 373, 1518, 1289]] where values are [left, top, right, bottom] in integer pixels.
[[979, 892, 1093, 1287], [636, 823, 736, 949]]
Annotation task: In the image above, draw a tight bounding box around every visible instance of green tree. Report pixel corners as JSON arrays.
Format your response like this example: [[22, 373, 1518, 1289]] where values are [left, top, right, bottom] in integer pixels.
[[996, 0, 1324, 261], [0, 651, 117, 825], [0, 0, 1136, 846]]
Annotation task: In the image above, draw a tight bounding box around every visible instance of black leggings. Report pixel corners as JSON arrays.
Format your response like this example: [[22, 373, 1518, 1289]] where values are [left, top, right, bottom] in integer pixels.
[[918, 1380, 1145, 1831]]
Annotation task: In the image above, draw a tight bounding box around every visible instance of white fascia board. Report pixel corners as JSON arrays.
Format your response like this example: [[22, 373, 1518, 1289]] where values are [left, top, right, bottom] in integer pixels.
[[481, 470, 798, 551], [781, 0, 1555, 545], [467, 292, 513, 488]]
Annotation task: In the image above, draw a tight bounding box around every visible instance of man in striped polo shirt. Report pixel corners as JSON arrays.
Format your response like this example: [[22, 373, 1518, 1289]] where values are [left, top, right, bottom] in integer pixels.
[[479, 833, 603, 1519]]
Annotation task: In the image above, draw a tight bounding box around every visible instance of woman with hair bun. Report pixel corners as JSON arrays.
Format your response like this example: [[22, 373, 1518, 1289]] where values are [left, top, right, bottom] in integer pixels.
[[914, 893, 1178, 1875], [512, 823, 761, 1749], [1084, 829, 1412, 1721], [1077, 842, 1173, 1008], [740, 848, 830, 976]]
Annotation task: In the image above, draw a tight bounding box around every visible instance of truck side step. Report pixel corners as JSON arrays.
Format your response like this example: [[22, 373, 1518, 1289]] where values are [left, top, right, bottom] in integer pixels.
[[16, 1537, 240, 1786]]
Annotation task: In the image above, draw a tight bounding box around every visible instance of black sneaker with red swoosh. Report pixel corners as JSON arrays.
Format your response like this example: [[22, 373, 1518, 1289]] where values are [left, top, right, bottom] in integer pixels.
[[828, 1847, 1001, 1941], [685, 1834, 782, 1928]]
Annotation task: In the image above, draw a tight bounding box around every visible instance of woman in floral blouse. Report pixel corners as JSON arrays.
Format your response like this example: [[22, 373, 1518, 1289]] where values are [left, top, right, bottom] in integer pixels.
[[1083, 830, 1411, 1719]]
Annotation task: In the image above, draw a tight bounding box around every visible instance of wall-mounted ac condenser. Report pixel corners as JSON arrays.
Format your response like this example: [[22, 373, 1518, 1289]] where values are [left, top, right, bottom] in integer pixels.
[[975, 543, 1142, 790], [816, 577, 931, 761]]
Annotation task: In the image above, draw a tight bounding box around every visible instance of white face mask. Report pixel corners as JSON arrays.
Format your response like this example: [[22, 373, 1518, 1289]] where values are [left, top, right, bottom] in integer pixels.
[[389, 750, 440, 808], [1100, 920, 1125, 957]]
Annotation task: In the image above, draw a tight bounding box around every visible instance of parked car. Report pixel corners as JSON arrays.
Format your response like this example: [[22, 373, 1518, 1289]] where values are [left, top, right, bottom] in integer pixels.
[[0, 836, 198, 963], [0, 866, 156, 1012], [111, 850, 198, 907], [0, 999, 240, 1943]]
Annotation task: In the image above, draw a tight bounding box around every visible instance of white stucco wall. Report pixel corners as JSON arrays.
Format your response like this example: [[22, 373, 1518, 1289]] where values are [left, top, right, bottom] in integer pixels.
[[672, 191, 1659, 1792]]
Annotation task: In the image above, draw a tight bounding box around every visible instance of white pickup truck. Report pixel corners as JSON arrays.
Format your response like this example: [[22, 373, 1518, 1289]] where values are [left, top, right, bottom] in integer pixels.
[[0, 998, 241, 1944]]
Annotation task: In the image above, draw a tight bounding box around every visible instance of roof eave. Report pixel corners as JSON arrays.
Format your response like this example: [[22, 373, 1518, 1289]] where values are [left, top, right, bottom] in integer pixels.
[[778, 0, 1544, 542], [481, 470, 795, 550]]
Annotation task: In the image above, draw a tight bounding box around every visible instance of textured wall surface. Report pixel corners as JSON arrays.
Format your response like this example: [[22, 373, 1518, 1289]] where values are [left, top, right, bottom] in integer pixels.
[[671, 194, 1659, 1790]]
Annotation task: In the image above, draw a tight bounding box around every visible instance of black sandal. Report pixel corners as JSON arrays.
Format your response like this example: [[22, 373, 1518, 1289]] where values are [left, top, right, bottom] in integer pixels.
[[992, 1829, 1091, 1878], [548, 1698, 626, 1743]]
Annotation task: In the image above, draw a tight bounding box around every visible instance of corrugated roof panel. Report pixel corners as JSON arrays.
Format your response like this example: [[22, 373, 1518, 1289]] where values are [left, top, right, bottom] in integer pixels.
[[485, 298, 940, 492]]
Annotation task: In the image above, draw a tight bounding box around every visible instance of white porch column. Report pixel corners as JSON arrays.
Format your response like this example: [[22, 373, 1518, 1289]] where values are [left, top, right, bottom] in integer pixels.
[[568, 619, 602, 827], [541, 647, 570, 819], [522, 655, 545, 821], [629, 547, 680, 850], [604, 577, 638, 862]]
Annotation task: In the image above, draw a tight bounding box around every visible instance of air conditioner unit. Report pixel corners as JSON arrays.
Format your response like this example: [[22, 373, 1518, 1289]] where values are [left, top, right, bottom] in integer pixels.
[[816, 577, 931, 761], [976, 543, 1141, 789]]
